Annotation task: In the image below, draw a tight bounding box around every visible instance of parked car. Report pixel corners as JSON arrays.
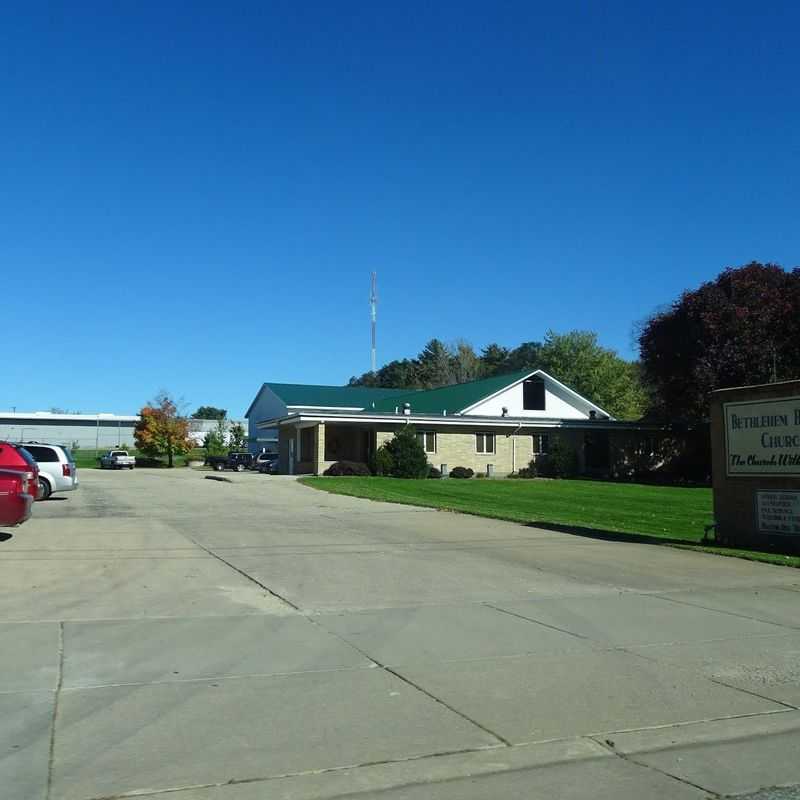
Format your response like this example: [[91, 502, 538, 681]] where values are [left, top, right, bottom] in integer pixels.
[[257, 453, 280, 474], [0, 468, 34, 526], [0, 442, 41, 500], [207, 452, 256, 472], [205, 455, 228, 471], [100, 450, 136, 470], [16, 442, 78, 500]]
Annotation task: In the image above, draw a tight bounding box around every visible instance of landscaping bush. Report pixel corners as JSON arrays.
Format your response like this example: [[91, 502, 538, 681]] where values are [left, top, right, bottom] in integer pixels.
[[369, 445, 395, 476], [535, 437, 578, 479], [383, 426, 429, 479], [427, 465, 442, 479], [516, 457, 545, 478], [323, 460, 371, 476], [516, 463, 537, 478], [449, 466, 474, 479]]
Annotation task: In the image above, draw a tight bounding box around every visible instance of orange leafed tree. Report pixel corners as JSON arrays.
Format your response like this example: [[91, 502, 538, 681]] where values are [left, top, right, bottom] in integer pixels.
[[134, 392, 193, 468]]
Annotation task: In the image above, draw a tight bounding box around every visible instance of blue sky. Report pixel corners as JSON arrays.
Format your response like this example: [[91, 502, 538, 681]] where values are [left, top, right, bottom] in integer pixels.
[[2, 2, 798, 416]]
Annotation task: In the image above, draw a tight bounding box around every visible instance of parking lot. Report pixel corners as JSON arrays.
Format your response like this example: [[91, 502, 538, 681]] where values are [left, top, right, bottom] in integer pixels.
[[3, 468, 800, 800]]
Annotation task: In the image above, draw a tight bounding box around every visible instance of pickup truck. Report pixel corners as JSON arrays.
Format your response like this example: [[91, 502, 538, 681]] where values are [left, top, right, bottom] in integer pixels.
[[99, 450, 136, 470]]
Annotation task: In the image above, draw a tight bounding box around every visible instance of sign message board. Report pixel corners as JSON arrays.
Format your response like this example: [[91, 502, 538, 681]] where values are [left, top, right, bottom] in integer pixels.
[[724, 397, 800, 476], [756, 491, 800, 536]]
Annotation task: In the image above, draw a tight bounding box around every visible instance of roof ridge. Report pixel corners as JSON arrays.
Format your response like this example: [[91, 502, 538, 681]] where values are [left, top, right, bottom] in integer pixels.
[[376, 368, 533, 395], [369, 369, 539, 414], [265, 381, 407, 391]]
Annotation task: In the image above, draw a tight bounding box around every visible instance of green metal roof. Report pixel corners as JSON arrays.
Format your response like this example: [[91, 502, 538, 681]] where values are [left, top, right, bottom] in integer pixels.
[[265, 383, 409, 409], [370, 370, 534, 414]]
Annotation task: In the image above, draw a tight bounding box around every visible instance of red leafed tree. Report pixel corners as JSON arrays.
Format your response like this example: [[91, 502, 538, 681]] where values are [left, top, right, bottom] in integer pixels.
[[134, 392, 193, 467], [639, 262, 800, 422]]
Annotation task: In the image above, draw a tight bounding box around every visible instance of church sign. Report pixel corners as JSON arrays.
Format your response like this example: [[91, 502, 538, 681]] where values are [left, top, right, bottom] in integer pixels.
[[756, 491, 800, 536], [724, 397, 800, 476], [711, 381, 800, 544]]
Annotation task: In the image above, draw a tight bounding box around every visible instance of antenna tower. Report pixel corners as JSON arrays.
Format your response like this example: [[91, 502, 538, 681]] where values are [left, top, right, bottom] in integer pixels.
[[370, 272, 377, 373]]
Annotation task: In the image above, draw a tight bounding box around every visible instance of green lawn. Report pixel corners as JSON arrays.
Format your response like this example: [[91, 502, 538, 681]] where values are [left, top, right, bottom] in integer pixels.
[[301, 477, 800, 569]]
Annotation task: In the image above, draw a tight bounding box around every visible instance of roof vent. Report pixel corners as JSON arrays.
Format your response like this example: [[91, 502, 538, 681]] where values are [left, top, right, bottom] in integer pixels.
[[501, 406, 508, 417], [589, 410, 597, 420], [403, 403, 411, 416]]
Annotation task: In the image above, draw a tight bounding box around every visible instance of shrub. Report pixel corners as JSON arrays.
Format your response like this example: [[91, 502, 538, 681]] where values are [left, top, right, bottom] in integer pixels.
[[536, 437, 578, 479], [383, 426, 429, 479], [323, 461, 371, 477], [449, 466, 474, 479], [516, 459, 541, 478], [369, 445, 395, 476], [427, 465, 442, 479]]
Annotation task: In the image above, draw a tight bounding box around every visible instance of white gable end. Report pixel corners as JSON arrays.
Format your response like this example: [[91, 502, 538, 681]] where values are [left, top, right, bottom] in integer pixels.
[[464, 373, 605, 420]]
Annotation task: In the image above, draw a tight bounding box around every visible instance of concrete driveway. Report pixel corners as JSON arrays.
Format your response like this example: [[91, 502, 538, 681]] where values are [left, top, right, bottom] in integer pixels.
[[2, 469, 800, 800]]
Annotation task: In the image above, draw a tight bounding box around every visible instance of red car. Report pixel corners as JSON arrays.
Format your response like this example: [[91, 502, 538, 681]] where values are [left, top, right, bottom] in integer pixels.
[[0, 442, 40, 501], [0, 468, 34, 526]]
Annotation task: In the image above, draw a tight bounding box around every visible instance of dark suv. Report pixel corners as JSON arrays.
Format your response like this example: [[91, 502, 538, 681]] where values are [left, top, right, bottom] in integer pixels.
[[207, 452, 256, 472]]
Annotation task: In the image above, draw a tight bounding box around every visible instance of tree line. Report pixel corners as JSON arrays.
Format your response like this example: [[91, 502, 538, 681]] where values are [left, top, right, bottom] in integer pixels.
[[350, 332, 647, 420], [351, 262, 800, 422]]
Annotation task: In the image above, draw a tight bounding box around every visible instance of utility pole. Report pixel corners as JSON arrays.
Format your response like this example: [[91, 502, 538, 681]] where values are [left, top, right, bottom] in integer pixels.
[[370, 272, 378, 373]]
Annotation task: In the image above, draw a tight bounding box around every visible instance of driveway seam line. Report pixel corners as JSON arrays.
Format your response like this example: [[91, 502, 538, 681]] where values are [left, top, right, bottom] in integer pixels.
[[175, 534, 301, 611], [606, 642, 792, 706], [59, 664, 375, 691], [705, 677, 800, 711], [309, 618, 513, 747], [79, 743, 507, 800], [45, 621, 64, 800], [481, 602, 591, 640], [587, 735, 722, 798], [120, 522, 511, 746], [576, 708, 795, 739], [621, 630, 798, 649], [382, 664, 513, 747], [644, 593, 800, 632]]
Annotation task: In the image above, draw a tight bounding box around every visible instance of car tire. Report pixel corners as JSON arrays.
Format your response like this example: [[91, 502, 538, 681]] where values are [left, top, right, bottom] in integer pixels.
[[214, 463, 224, 472], [129, 465, 135, 470], [236, 463, 245, 472], [37, 478, 52, 501]]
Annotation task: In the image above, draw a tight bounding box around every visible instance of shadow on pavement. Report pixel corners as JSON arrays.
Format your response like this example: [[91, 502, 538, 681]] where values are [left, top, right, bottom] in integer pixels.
[[526, 521, 800, 558]]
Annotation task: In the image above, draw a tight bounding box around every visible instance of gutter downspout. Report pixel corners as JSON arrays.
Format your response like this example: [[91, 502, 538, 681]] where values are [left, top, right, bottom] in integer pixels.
[[510, 422, 523, 473]]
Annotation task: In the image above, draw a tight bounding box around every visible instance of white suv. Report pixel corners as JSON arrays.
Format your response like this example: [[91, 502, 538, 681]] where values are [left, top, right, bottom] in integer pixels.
[[18, 443, 79, 500]]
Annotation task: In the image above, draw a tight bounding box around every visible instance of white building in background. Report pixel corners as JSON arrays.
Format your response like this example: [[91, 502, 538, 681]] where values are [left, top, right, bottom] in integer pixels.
[[0, 411, 244, 451], [186, 418, 247, 447], [0, 412, 140, 451]]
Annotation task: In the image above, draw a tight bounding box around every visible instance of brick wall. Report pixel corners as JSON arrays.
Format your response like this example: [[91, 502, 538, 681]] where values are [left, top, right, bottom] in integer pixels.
[[375, 424, 552, 476]]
